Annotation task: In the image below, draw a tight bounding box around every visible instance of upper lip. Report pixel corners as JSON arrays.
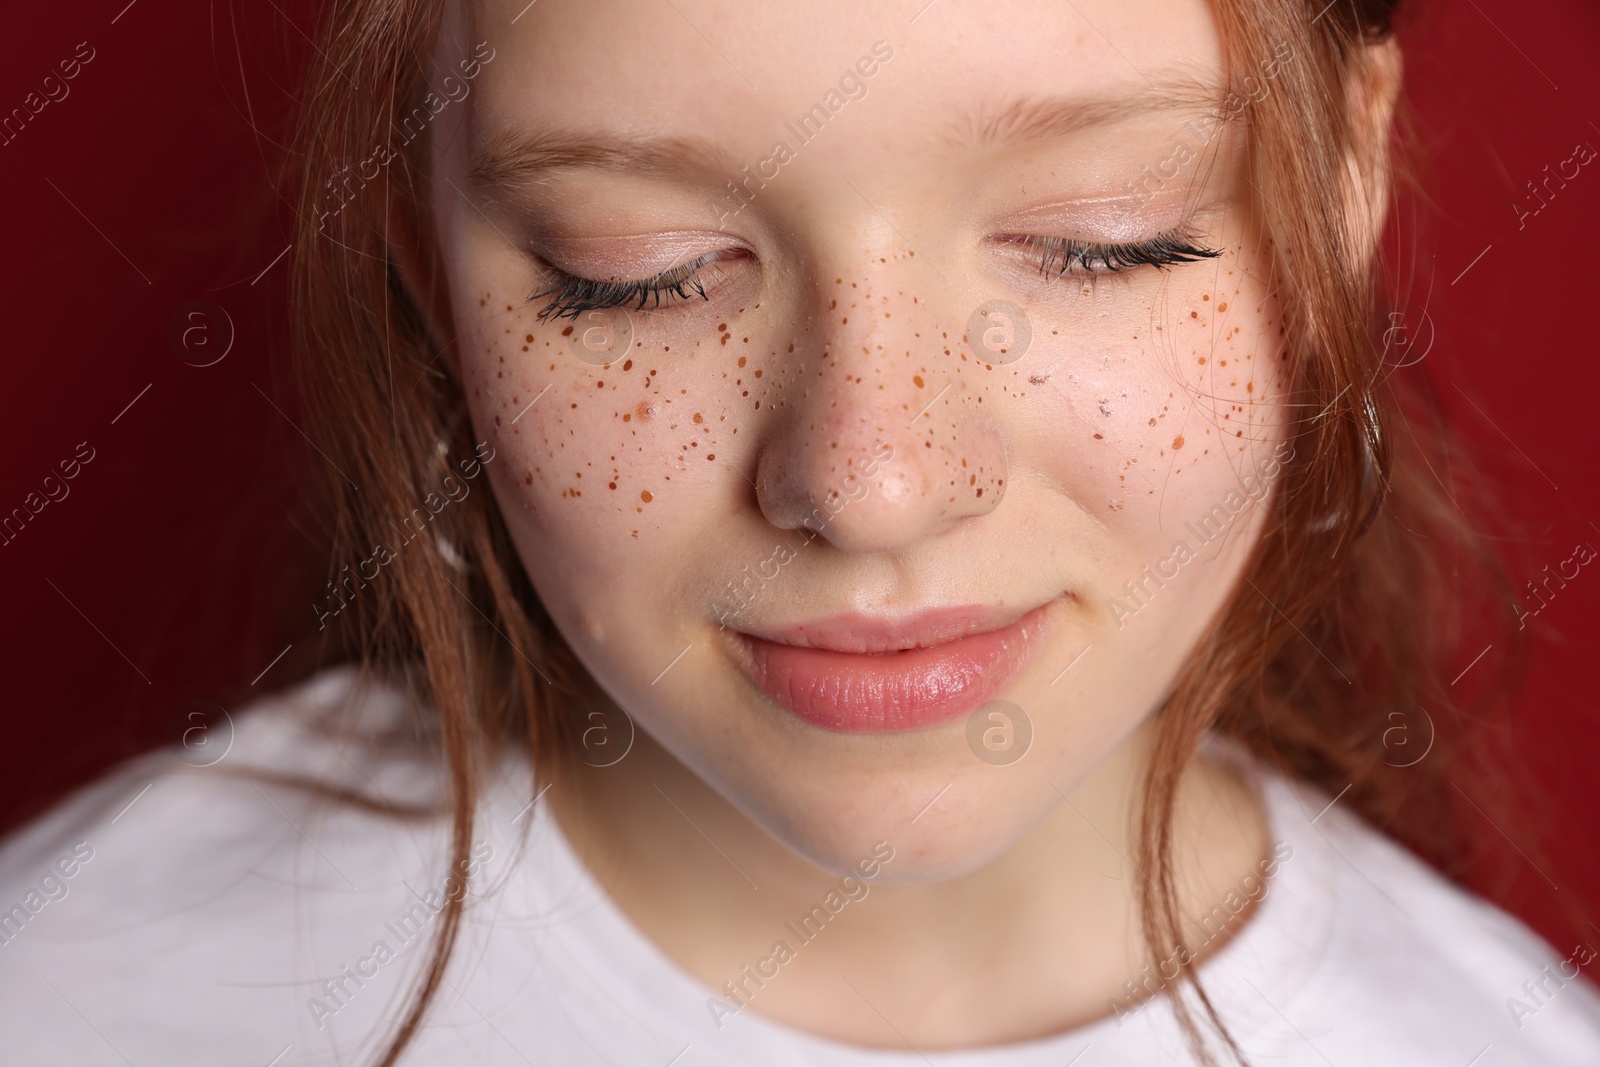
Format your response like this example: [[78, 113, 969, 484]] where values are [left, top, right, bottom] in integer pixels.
[[735, 603, 1042, 655]]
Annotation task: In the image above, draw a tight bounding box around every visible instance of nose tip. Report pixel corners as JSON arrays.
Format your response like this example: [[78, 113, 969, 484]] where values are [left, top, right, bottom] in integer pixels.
[[754, 377, 1007, 555]]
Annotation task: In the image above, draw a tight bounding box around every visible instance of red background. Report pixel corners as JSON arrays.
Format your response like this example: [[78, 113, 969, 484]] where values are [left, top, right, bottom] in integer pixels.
[[1, 1, 1597, 952]]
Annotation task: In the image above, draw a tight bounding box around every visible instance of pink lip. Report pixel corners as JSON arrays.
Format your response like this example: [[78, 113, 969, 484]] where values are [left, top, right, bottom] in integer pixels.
[[727, 600, 1058, 733]]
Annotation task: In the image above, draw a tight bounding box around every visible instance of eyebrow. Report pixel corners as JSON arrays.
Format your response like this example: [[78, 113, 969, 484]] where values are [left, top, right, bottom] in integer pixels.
[[943, 80, 1225, 150], [469, 130, 737, 198], [467, 78, 1225, 197]]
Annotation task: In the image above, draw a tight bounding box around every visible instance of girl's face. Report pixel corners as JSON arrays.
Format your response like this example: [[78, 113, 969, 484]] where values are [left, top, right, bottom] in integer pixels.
[[427, 0, 1288, 877]]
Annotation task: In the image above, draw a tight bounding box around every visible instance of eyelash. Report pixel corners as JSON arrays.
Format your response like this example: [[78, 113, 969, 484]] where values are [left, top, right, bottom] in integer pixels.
[[530, 254, 721, 321], [1010, 231, 1223, 279], [527, 231, 1222, 320]]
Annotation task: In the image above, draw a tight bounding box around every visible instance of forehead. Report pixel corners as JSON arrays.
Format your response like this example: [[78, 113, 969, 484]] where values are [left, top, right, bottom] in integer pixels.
[[450, 0, 1224, 168]]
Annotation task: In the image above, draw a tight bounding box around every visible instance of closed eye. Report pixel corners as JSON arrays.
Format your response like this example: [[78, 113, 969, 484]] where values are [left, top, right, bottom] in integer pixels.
[[527, 251, 738, 321], [999, 230, 1221, 278]]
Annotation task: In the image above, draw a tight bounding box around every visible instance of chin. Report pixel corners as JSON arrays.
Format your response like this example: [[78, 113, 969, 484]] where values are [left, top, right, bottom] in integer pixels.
[[687, 729, 1087, 883]]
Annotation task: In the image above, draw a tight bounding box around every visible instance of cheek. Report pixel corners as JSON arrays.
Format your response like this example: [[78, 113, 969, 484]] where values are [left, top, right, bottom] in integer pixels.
[[1007, 240, 1287, 696], [1026, 247, 1287, 552], [463, 299, 683, 528], [455, 291, 782, 622]]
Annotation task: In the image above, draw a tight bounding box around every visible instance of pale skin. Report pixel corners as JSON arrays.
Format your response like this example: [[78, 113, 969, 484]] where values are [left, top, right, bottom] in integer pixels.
[[391, 0, 1391, 1049]]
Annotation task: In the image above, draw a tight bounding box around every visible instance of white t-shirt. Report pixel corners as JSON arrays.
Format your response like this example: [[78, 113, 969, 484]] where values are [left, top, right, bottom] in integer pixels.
[[1, 667, 1597, 1066]]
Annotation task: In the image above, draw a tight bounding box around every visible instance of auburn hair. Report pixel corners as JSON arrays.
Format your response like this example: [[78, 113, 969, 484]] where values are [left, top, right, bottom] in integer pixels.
[[285, 1, 1519, 1063]]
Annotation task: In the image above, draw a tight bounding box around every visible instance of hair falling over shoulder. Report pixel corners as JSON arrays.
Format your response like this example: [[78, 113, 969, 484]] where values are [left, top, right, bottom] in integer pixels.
[[285, 1, 1522, 1063]]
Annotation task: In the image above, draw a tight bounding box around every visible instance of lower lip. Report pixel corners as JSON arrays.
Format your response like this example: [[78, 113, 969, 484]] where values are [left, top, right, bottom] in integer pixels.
[[732, 601, 1056, 733]]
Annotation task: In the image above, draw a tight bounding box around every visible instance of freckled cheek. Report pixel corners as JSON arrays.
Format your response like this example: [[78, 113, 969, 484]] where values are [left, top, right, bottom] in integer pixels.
[[458, 321, 749, 551], [452, 328, 612, 536], [1025, 293, 1286, 528]]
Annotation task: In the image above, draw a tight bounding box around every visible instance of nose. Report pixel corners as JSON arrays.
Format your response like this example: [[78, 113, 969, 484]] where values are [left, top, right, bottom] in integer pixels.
[[753, 269, 1008, 555]]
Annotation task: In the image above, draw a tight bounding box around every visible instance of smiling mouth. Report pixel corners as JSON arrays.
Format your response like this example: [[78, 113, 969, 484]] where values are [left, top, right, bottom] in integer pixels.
[[724, 599, 1061, 733]]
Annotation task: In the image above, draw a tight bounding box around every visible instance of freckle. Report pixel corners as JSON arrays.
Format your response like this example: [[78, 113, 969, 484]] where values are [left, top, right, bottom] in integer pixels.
[[1093, 433, 1103, 439], [1247, 381, 1254, 392], [525, 334, 533, 343], [1202, 294, 1210, 301], [913, 375, 925, 388], [641, 490, 653, 503], [1190, 311, 1198, 319], [754, 369, 763, 378], [1198, 356, 1207, 364], [738, 356, 747, 367], [1218, 302, 1228, 312], [623, 413, 631, 422], [623, 359, 633, 371], [1148, 417, 1157, 426], [561, 326, 574, 336], [1173, 435, 1185, 449]]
